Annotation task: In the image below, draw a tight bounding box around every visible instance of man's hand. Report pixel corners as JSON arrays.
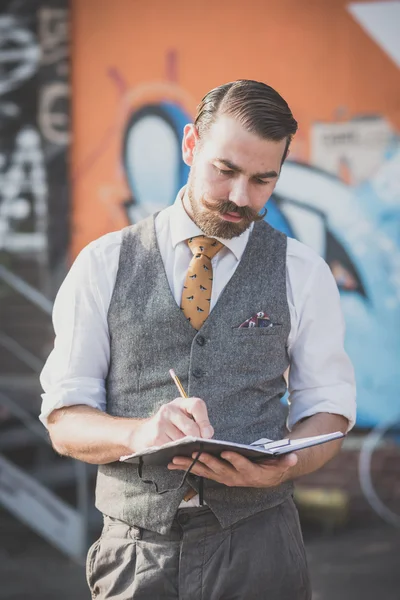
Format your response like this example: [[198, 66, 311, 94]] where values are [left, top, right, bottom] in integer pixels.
[[46, 399, 214, 465], [167, 451, 298, 488], [131, 397, 214, 453], [167, 413, 348, 488]]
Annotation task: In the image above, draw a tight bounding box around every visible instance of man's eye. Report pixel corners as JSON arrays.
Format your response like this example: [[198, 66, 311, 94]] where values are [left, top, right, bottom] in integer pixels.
[[215, 167, 233, 176], [255, 178, 270, 185]]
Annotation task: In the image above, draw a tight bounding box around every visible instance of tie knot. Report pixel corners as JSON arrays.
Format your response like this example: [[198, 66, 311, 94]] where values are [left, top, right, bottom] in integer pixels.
[[187, 235, 223, 260]]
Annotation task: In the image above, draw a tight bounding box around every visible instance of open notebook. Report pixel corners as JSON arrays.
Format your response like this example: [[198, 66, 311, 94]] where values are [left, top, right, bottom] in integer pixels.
[[120, 431, 345, 466]]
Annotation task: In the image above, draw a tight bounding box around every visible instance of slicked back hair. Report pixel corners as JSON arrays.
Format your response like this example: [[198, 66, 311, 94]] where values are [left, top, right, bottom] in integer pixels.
[[194, 80, 298, 164]]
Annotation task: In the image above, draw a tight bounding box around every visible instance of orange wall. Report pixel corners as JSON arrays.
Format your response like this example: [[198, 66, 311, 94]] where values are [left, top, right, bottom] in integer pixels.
[[71, 0, 400, 257]]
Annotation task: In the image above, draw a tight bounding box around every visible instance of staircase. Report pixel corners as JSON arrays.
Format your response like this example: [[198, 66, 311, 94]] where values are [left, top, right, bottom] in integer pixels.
[[0, 264, 101, 563]]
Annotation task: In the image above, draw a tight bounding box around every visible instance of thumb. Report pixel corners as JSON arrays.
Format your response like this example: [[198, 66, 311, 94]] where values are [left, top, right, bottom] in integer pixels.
[[279, 452, 298, 469]]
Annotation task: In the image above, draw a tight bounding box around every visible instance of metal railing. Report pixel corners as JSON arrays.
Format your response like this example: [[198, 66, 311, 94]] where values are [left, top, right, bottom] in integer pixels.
[[0, 263, 94, 561]]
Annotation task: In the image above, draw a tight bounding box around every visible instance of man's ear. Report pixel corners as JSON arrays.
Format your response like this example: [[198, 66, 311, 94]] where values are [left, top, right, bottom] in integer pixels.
[[182, 123, 199, 166]]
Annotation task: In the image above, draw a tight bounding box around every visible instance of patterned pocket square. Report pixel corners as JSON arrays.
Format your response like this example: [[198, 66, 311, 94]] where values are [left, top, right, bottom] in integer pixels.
[[238, 311, 274, 328]]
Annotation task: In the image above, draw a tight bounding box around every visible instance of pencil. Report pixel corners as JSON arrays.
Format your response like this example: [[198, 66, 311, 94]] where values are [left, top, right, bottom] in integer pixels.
[[169, 369, 188, 398]]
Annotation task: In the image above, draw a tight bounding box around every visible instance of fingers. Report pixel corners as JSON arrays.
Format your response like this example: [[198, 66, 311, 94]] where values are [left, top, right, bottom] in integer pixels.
[[168, 456, 216, 478], [168, 453, 233, 483], [220, 451, 253, 471], [163, 421, 190, 442], [172, 397, 214, 439], [135, 417, 188, 450], [168, 408, 201, 437], [157, 403, 201, 437], [168, 451, 299, 488], [136, 397, 213, 452], [222, 451, 298, 471]]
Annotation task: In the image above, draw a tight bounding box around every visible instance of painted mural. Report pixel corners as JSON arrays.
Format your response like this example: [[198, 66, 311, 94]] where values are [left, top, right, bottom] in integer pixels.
[[0, 0, 70, 377], [0, 0, 70, 266], [71, 0, 400, 427]]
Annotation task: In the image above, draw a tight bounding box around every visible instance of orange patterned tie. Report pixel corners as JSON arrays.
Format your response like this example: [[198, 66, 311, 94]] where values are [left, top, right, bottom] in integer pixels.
[[181, 236, 224, 330]]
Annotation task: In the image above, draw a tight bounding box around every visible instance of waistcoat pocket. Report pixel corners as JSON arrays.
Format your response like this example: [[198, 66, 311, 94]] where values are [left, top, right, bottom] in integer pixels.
[[232, 324, 283, 336]]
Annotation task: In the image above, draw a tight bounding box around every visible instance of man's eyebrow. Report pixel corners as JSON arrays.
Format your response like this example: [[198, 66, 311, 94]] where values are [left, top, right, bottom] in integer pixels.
[[215, 158, 278, 179]]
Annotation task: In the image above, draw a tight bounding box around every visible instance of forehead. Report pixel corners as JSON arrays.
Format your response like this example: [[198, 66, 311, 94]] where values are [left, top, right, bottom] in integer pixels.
[[200, 114, 286, 172]]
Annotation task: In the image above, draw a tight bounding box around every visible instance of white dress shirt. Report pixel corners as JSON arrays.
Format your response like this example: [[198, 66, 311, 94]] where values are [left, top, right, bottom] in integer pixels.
[[40, 195, 356, 435]]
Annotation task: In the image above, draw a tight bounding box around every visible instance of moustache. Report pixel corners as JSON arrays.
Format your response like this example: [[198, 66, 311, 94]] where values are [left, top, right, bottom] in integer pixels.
[[202, 198, 267, 222]]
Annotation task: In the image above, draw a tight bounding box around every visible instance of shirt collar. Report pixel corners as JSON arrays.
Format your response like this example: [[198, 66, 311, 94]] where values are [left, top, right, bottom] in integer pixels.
[[169, 187, 252, 261]]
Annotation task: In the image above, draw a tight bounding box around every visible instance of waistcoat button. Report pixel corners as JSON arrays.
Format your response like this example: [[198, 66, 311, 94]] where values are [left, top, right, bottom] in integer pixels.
[[192, 368, 204, 378], [196, 335, 205, 346]]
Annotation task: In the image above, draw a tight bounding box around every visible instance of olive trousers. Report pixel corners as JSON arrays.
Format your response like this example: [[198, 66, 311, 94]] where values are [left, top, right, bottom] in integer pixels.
[[86, 497, 311, 600]]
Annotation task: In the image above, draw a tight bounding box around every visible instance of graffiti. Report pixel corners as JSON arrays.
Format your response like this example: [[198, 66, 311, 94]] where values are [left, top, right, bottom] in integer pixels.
[[37, 5, 70, 270], [311, 117, 396, 185], [39, 81, 69, 145], [269, 147, 400, 428], [0, 8, 44, 254], [38, 7, 70, 146], [0, 16, 40, 97], [0, 0, 70, 386], [78, 76, 196, 230], [0, 2, 70, 267], [39, 7, 69, 71], [115, 92, 400, 430], [0, 126, 47, 252], [91, 63, 400, 431], [69, 1, 400, 430], [122, 102, 191, 223], [372, 150, 400, 206]]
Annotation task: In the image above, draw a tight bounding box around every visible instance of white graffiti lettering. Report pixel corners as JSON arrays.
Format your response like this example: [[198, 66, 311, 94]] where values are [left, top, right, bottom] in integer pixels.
[[0, 16, 40, 97], [39, 8, 69, 74], [38, 8, 70, 145], [0, 127, 48, 253], [39, 82, 70, 145]]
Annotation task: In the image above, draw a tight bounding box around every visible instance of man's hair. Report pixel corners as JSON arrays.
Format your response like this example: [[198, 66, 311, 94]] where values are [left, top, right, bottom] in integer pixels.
[[194, 79, 298, 163]]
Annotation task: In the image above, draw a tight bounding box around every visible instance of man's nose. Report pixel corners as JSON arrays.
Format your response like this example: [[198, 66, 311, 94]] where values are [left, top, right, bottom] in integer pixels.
[[229, 178, 250, 207]]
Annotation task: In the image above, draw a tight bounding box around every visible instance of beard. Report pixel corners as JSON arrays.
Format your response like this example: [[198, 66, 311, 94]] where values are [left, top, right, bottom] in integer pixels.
[[187, 184, 267, 240]]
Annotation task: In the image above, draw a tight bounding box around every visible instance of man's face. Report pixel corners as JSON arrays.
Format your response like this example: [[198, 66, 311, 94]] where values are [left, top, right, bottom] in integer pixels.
[[182, 115, 287, 239]]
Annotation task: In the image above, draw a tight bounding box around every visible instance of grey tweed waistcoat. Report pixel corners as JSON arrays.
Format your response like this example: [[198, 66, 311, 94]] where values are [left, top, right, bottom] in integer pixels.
[[95, 215, 293, 534]]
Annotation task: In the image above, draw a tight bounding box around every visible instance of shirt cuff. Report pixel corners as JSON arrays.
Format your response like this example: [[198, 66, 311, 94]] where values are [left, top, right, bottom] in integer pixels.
[[39, 379, 106, 428], [287, 384, 356, 433]]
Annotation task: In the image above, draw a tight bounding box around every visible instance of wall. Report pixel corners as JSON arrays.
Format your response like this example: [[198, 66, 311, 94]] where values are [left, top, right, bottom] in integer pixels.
[[70, 0, 400, 429], [0, 0, 70, 378]]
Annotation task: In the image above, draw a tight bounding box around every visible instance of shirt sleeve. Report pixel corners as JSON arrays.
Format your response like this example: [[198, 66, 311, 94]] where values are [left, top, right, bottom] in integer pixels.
[[287, 257, 356, 432], [39, 234, 120, 427]]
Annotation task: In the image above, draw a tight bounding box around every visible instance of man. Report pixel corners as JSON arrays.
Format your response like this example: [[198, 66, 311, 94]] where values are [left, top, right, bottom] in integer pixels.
[[40, 80, 356, 599]]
